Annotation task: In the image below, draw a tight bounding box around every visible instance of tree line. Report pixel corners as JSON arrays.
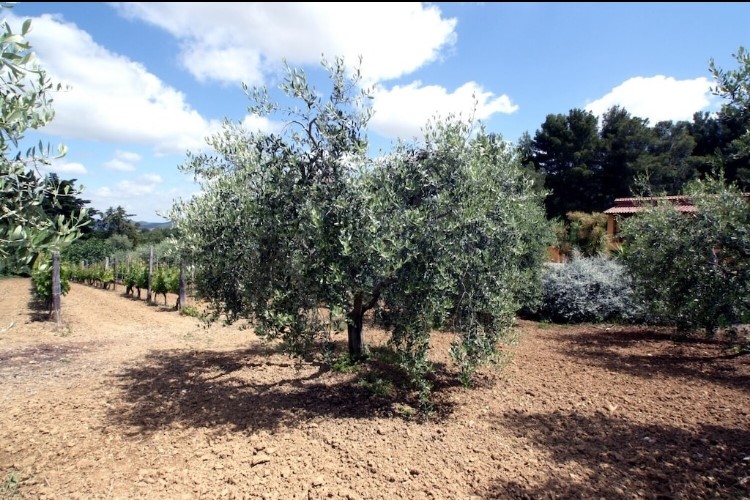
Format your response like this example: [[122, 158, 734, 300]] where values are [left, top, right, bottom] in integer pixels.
[[520, 102, 749, 220]]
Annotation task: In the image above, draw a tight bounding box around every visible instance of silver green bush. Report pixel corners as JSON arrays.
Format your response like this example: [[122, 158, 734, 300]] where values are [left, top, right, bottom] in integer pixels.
[[538, 254, 644, 323]]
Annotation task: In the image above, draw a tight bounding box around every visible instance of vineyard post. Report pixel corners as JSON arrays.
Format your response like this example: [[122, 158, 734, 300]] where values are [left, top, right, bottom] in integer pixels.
[[52, 251, 61, 327], [105, 256, 109, 270], [147, 245, 154, 303], [178, 259, 187, 311], [112, 257, 117, 291]]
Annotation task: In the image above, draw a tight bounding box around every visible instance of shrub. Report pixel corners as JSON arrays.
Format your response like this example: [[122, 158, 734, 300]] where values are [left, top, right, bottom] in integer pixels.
[[180, 304, 201, 318], [553, 211, 610, 259], [536, 254, 644, 323], [62, 238, 112, 265], [122, 264, 148, 297], [31, 259, 71, 310], [621, 176, 750, 335], [566, 211, 609, 256], [152, 268, 178, 305]]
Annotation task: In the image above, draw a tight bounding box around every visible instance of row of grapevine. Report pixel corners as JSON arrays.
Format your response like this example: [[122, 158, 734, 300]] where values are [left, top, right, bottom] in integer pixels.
[[68, 259, 191, 310], [69, 264, 115, 289], [151, 267, 181, 307]]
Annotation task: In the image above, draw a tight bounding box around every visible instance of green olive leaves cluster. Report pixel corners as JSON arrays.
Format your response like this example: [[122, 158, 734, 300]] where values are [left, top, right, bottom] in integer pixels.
[[173, 58, 550, 392]]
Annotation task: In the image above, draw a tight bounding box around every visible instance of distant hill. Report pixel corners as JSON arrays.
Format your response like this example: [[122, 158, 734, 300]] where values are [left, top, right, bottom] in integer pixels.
[[136, 221, 173, 230]]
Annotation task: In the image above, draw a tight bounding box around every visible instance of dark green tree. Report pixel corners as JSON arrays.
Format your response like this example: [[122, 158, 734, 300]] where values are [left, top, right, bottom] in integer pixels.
[[40, 174, 96, 234], [634, 120, 696, 195], [709, 46, 750, 188], [599, 106, 654, 205], [96, 206, 140, 243], [138, 226, 176, 245], [516, 131, 547, 195], [688, 111, 725, 177], [62, 237, 112, 265], [526, 108, 602, 218]]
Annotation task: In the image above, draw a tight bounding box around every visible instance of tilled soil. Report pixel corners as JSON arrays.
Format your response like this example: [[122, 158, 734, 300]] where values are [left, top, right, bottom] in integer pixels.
[[0, 277, 748, 499]]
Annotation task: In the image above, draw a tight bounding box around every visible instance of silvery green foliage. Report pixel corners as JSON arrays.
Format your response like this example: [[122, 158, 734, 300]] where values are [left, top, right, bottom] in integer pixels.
[[538, 254, 644, 323], [0, 7, 87, 272], [621, 176, 750, 335], [174, 58, 373, 356], [372, 123, 551, 388], [172, 58, 551, 398]]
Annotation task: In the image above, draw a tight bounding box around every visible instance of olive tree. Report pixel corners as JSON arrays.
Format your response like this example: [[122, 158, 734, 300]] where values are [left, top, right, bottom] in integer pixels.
[[0, 6, 88, 273], [369, 121, 550, 388], [620, 176, 750, 335], [175, 58, 374, 358], [173, 59, 550, 392]]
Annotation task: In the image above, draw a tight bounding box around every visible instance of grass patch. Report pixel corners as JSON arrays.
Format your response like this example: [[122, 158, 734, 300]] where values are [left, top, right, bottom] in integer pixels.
[[393, 403, 417, 419], [330, 354, 361, 373], [180, 305, 202, 318], [1, 469, 19, 499], [369, 345, 400, 365], [357, 370, 396, 398]]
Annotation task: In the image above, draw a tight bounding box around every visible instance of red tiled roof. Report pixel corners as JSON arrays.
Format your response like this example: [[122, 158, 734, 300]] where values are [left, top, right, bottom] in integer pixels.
[[612, 195, 691, 203], [604, 193, 748, 215], [604, 204, 697, 214]]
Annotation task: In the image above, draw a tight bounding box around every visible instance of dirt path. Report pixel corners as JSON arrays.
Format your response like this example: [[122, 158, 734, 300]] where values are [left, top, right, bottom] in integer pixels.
[[1, 277, 748, 499]]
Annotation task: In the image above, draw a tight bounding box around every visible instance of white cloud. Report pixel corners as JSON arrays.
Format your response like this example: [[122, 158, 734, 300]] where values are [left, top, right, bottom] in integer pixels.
[[15, 14, 224, 155], [240, 114, 276, 134], [103, 150, 141, 172], [40, 160, 88, 175], [87, 176, 182, 219], [371, 81, 519, 140], [102, 159, 135, 172], [585, 75, 714, 124], [117, 151, 142, 163], [118, 179, 157, 197], [141, 173, 163, 183], [112, 3, 457, 84]]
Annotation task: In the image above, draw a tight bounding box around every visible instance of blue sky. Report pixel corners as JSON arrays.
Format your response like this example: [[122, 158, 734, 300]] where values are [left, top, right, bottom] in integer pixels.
[[10, 2, 750, 220]]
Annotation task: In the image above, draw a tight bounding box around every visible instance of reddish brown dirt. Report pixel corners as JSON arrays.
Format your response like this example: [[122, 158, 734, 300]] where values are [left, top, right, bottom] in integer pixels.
[[1, 277, 749, 499]]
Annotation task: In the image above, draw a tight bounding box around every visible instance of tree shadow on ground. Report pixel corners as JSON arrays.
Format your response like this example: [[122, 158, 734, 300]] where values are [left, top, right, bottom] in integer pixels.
[[484, 410, 750, 499], [26, 288, 52, 323], [106, 344, 458, 436], [120, 291, 145, 302], [554, 328, 750, 393], [0, 342, 85, 367], [26, 304, 51, 322]]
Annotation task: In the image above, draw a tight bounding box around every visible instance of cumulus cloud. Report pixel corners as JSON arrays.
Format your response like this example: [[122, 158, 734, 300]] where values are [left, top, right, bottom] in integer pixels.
[[116, 151, 142, 163], [240, 114, 277, 134], [40, 160, 88, 175], [117, 179, 157, 197], [87, 174, 178, 219], [14, 14, 228, 155], [102, 159, 135, 172], [112, 3, 457, 84], [103, 150, 142, 172], [141, 173, 163, 184], [371, 81, 519, 140], [585, 75, 714, 123]]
